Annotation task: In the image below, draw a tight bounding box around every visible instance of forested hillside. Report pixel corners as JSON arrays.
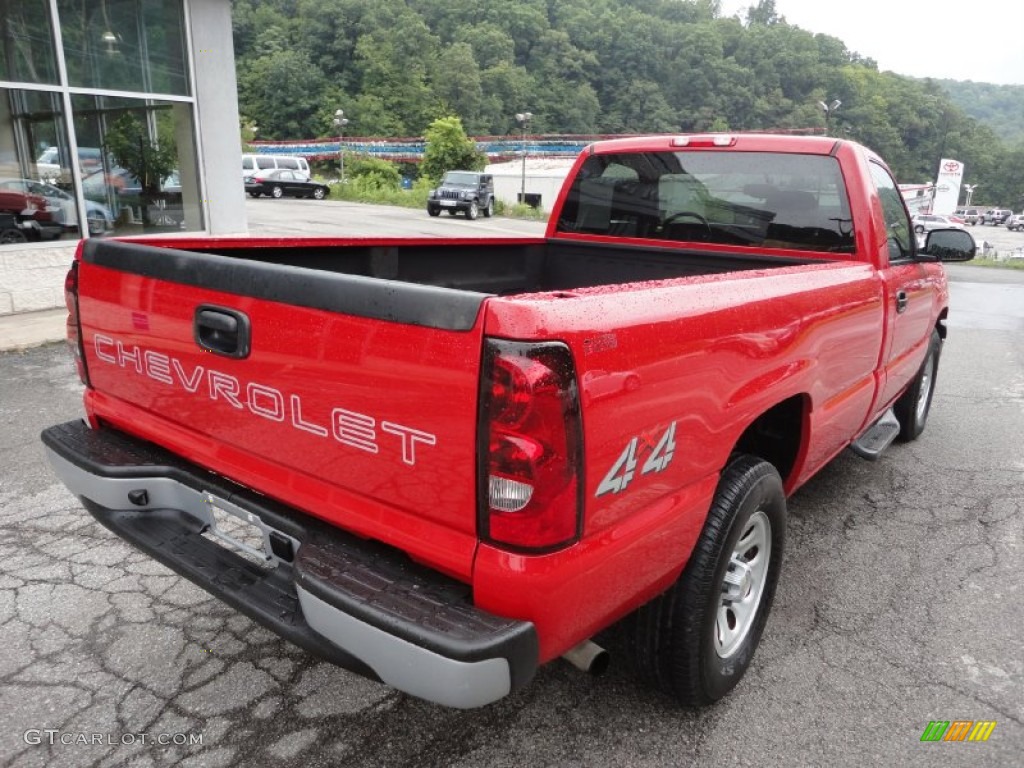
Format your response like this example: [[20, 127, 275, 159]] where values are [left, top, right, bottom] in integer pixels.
[[935, 79, 1024, 146], [231, 0, 1023, 207]]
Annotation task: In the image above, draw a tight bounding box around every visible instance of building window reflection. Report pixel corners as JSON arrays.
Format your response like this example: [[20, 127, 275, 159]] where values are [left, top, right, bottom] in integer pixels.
[[0, 0, 59, 85], [72, 95, 202, 235], [57, 0, 190, 96], [0, 0, 200, 249], [0, 89, 79, 243]]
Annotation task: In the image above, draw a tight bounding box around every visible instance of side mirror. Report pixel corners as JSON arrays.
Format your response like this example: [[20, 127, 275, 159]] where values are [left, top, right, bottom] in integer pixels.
[[921, 228, 976, 262]]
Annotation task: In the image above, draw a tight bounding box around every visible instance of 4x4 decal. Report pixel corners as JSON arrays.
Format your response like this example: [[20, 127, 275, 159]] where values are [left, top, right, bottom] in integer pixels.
[[596, 422, 677, 496]]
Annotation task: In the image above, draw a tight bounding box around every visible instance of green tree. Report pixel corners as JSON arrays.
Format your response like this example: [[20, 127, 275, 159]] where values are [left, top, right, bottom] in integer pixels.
[[237, 48, 329, 139], [346, 155, 402, 190], [421, 116, 484, 182], [227, 0, 1019, 201], [104, 113, 177, 195], [431, 42, 484, 132]]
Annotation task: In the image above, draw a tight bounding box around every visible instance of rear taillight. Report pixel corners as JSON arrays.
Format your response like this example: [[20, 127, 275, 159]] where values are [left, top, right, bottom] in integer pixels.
[[64, 261, 90, 386], [479, 340, 583, 552]]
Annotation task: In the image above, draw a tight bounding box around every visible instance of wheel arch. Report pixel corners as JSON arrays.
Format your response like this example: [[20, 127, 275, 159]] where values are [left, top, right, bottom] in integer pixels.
[[730, 394, 809, 489]]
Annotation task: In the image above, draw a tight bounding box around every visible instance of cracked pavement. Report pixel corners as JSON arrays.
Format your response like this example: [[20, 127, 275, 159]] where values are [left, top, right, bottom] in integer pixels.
[[1, 266, 1021, 767]]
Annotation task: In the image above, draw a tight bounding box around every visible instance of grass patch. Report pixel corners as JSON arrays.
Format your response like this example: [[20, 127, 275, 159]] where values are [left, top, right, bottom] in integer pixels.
[[324, 179, 549, 221], [962, 257, 1024, 270], [328, 180, 428, 210]]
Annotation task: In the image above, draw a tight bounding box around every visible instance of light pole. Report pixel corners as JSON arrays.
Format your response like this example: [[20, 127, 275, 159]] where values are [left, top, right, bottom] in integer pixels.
[[515, 111, 532, 205], [963, 183, 977, 207], [333, 109, 349, 182], [818, 99, 841, 135]]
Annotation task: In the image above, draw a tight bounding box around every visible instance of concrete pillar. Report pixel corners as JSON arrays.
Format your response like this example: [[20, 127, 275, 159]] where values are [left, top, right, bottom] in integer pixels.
[[187, 0, 247, 235]]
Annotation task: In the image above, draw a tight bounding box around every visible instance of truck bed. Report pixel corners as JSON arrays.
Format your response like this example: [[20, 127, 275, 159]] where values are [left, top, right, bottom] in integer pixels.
[[98, 237, 819, 305]]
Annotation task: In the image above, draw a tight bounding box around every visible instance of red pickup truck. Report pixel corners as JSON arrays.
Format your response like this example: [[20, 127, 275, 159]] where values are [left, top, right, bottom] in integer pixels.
[[43, 134, 975, 708]]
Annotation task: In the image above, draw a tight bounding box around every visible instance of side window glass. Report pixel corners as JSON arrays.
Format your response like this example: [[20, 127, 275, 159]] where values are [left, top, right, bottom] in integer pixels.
[[868, 161, 913, 262]]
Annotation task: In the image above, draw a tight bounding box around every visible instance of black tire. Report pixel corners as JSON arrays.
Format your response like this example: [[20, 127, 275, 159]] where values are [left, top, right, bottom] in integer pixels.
[[483, 198, 494, 218], [271, 186, 284, 199], [427, 206, 440, 217], [0, 228, 28, 244], [312, 187, 326, 200], [249, 192, 260, 198], [893, 329, 941, 442], [467, 201, 479, 220], [447, 209, 457, 216], [624, 455, 786, 706]]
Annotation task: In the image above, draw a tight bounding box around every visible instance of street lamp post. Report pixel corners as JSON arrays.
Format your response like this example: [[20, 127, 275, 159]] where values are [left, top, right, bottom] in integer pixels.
[[818, 99, 841, 135], [515, 111, 532, 205], [333, 109, 349, 182]]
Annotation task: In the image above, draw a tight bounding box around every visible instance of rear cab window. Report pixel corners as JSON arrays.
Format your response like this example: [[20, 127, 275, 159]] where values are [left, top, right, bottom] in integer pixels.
[[555, 151, 856, 254]]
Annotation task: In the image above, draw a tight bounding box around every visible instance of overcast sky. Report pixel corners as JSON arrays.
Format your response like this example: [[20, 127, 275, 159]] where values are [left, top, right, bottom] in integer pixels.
[[719, 0, 1024, 85]]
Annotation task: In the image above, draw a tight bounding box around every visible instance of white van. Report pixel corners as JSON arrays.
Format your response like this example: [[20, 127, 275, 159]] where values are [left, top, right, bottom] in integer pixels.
[[241, 154, 310, 181]]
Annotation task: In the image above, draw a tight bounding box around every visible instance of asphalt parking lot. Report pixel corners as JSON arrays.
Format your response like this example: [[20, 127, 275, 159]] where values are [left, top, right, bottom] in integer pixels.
[[0, 206, 1021, 767]]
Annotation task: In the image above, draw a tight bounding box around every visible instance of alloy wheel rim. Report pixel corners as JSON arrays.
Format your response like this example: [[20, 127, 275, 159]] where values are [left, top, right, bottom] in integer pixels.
[[715, 509, 771, 659], [916, 353, 935, 423]]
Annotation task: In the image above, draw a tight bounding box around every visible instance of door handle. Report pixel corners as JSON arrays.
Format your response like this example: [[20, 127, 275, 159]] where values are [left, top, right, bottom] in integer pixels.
[[194, 306, 251, 358], [895, 290, 909, 314]]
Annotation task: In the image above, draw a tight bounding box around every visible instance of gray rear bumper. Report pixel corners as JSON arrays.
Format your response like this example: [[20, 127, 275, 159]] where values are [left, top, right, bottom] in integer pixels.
[[42, 420, 538, 708]]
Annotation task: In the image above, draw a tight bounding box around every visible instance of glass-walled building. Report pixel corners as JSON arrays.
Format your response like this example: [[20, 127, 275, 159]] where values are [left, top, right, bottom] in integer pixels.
[[0, 0, 244, 312]]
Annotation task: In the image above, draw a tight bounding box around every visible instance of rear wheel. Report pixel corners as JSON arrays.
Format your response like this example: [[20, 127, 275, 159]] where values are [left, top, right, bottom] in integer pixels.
[[624, 455, 786, 705], [467, 201, 479, 220], [271, 186, 284, 199], [483, 198, 494, 218], [0, 228, 27, 244], [312, 187, 326, 200], [893, 329, 941, 442]]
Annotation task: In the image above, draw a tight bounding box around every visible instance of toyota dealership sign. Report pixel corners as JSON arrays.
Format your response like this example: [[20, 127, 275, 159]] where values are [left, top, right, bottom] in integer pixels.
[[932, 158, 964, 215]]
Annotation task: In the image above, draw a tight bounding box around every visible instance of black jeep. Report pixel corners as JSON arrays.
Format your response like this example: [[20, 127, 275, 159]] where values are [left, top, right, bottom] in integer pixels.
[[427, 172, 495, 220]]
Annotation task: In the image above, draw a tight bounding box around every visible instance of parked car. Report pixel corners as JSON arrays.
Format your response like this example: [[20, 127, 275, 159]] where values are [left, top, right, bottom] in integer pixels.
[[1006, 214, 1024, 232], [427, 172, 495, 219], [0, 188, 62, 241], [0, 212, 26, 244], [44, 132, 975, 710], [911, 214, 965, 234], [82, 168, 182, 199], [953, 207, 981, 225], [35, 146, 104, 184], [981, 208, 1013, 225], [245, 169, 329, 199], [0, 179, 113, 235]]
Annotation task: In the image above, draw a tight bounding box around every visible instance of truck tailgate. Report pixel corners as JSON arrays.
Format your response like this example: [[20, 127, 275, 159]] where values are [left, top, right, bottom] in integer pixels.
[[76, 240, 488, 579]]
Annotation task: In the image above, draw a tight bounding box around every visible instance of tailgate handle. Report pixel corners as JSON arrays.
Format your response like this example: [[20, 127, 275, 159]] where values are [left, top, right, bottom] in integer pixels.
[[194, 306, 251, 358]]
